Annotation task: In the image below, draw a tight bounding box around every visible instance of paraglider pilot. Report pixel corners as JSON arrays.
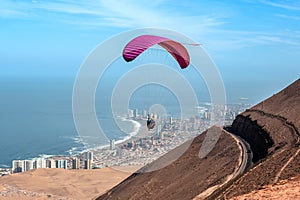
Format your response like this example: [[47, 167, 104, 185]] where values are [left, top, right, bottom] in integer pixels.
[[147, 114, 155, 130]]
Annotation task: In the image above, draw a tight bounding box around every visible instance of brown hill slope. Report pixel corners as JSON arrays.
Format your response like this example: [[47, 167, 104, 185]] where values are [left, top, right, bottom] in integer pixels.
[[216, 78, 300, 199], [231, 174, 300, 200], [97, 78, 300, 200], [96, 126, 242, 200]]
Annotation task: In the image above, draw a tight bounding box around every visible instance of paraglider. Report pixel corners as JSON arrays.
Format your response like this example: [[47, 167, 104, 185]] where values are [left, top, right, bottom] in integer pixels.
[[147, 114, 156, 130], [122, 34, 194, 131], [122, 35, 191, 69]]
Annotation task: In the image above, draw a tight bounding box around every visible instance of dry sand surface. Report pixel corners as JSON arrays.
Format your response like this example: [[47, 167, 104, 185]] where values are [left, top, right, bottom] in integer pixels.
[[0, 166, 141, 200], [231, 174, 300, 200]]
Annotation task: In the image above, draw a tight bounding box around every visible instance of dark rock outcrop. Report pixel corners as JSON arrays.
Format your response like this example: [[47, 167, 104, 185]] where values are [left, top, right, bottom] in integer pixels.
[[231, 114, 273, 162]]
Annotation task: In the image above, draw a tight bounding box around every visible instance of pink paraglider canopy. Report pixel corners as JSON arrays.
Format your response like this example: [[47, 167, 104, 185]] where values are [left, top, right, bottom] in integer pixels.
[[122, 35, 190, 69]]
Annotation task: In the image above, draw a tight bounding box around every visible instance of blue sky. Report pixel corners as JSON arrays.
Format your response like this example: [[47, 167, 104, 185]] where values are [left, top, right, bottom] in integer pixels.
[[1, 0, 300, 102]]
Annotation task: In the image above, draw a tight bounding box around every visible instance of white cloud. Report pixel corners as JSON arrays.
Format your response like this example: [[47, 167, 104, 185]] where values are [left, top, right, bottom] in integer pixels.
[[0, 0, 224, 33], [276, 14, 300, 20], [260, 0, 300, 11], [0, 0, 32, 18], [200, 28, 300, 54], [2, 0, 300, 52]]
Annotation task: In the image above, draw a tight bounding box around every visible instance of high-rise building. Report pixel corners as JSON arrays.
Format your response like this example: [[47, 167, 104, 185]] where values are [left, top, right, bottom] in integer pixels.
[[35, 158, 46, 169], [12, 160, 24, 173], [134, 109, 139, 118], [84, 151, 93, 163], [143, 110, 147, 118], [72, 158, 80, 170], [24, 160, 34, 171], [128, 109, 134, 118], [84, 159, 92, 169], [110, 139, 115, 150], [56, 160, 67, 169], [203, 112, 211, 120], [169, 117, 173, 125], [46, 159, 56, 168], [51, 159, 56, 168], [156, 124, 161, 136]]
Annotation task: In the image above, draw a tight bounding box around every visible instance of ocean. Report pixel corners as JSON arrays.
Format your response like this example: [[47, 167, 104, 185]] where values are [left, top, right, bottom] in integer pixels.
[[0, 77, 196, 167], [0, 72, 258, 167], [0, 78, 78, 167]]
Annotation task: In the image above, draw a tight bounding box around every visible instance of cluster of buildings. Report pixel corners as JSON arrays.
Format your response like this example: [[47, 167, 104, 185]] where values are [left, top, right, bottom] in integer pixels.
[[92, 117, 207, 167], [127, 108, 160, 120], [128, 103, 246, 126], [92, 103, 250, 168], [11, 152, 94, 173]]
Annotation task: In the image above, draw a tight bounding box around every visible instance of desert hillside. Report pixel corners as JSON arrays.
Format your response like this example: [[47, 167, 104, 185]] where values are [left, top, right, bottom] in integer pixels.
[[0, 166, 140, 200], [231, 174, 300, 200]]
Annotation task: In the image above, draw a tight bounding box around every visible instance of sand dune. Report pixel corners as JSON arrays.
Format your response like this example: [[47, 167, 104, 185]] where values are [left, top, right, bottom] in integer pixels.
[[0, 166, 141, 200]]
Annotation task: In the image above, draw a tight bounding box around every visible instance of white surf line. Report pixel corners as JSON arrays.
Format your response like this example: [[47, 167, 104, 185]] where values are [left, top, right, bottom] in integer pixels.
[[273, 148, 300, 184]]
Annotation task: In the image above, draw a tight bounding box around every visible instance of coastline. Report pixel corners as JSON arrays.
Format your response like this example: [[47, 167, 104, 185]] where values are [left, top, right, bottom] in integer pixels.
[[114, 117, 142, 145], [115, 118, 156, 147], [73, 116, 144, 153], [77, 117, 147, 156], [5, 117, 145, 169]]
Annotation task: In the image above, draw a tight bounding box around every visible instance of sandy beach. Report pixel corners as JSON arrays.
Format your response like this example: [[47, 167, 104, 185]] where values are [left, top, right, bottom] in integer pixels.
[[115, 118, 157, 147]]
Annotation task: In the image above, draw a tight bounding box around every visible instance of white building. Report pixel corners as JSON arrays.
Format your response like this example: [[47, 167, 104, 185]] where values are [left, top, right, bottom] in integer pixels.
[[24, 160, 34, 171], [72, 158, 80, 170], [46, 159, 56, 168], [110, 139, 115, 150], [134, 109, 139, 118], [12, 160, 24, 173], [128, 109, 134, 118], [84, 151, 93, 163], [56, 160, 67, 169], [84, 159, 92, 170], [169, 117, 173, 125], [143, 110, 147, 118], [156, 124, 162, 136], [35, 158, 46, 169]]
